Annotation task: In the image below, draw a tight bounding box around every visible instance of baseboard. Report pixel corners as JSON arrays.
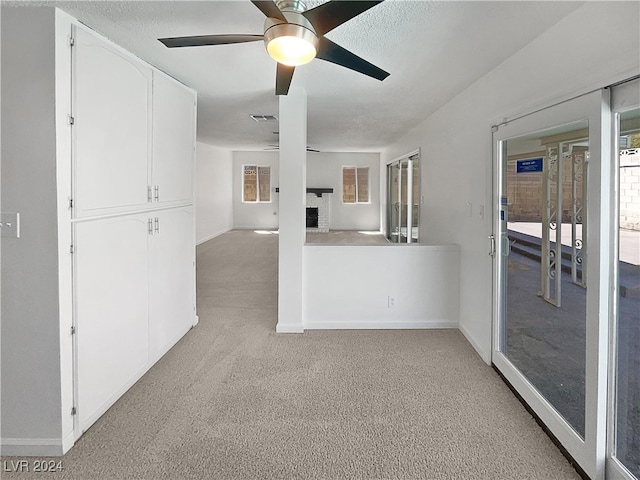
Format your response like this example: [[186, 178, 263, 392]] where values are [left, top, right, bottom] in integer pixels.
[[275, 323, 304, 333], [232, 226, 279, 231], [1, 438, 66, 457], [459, 323, 491, 364], [62, 430, 75, 454], [196, 228, 231, 245], [304, 320, 458, 330]]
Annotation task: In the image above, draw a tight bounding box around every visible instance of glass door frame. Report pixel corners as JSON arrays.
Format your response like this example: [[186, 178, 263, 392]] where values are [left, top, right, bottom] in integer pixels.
[[607, 78, 640, 480], [492, 89, 612, 480], [386, 149, 420, 244]]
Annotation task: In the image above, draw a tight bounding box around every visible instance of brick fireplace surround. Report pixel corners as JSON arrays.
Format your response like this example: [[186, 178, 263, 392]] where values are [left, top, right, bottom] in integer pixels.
[[306, 188, 333, 233]]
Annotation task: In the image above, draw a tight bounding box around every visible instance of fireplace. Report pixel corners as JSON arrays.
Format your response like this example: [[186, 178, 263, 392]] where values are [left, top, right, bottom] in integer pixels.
[[306, 207, 319, 229], [306, 189, 332, 233]]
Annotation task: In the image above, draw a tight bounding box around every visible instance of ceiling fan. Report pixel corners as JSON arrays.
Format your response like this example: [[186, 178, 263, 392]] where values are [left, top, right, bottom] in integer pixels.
[[158, 0, 390, 95], [264, 144, 320, 152]]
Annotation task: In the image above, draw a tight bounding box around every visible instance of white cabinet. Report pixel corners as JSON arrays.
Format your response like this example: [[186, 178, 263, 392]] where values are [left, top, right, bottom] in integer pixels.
[[70, 23, 196, 438], [73, 27, 151, 218], [73, 30, 196, 218], [75, 214, 150, 432], [74, 207, 195, 433], [151, 73, 195, 205], [148, 207, 195, 362]]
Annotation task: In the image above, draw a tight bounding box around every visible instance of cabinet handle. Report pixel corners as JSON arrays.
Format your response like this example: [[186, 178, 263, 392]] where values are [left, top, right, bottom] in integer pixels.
[[154, 217, 159, 234], [148, 218, 153, 235], [147, 186, 152, 202], [154, 185, 159, 202]]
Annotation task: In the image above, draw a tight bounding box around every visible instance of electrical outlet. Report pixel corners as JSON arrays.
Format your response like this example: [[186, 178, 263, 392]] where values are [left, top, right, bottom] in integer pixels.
[[388, 296, 396, 308]]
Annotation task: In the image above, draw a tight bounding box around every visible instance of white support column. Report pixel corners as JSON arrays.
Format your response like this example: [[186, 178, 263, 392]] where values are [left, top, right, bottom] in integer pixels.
[[276, 87, 306, 333]]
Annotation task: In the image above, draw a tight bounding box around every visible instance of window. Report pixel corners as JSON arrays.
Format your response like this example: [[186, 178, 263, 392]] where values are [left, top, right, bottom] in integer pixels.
[[342, 166, 369, 203], [243, 165, 271, 202]]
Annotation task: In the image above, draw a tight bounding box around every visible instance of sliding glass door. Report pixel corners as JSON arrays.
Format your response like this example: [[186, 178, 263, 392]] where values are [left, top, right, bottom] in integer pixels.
[[608, 79, 640, 480], [492, 90, 611, 479], [386, 153, 419, 243]]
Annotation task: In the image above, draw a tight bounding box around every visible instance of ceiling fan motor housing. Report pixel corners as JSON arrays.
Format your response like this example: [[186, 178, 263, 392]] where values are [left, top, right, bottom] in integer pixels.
[[263, 0, 319, 66]]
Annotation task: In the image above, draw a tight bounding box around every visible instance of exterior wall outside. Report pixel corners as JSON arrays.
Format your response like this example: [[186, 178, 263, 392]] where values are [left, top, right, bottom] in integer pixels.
[[505, 151, 639, 231], [195, 142, 233, 244], [381, 1, 640, 363], [506, 158, 584, 224], [620, 150, 640, 231]]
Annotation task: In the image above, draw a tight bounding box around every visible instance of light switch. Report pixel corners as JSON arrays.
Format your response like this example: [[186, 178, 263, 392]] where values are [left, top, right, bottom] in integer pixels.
[[1, 213, 21, 238]]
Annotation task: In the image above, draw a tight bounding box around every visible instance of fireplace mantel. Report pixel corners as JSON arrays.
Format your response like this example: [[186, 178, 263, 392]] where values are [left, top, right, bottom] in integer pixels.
[[275, 187, 334, 197]]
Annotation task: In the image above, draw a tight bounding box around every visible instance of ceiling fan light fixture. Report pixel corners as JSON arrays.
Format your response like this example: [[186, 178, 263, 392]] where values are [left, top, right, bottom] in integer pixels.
[[264, 23, 318, 66]]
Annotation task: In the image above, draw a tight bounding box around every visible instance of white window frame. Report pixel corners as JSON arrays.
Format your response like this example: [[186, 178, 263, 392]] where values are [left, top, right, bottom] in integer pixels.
[[242, 165, 271, 203], [342, 166, 370, 204]]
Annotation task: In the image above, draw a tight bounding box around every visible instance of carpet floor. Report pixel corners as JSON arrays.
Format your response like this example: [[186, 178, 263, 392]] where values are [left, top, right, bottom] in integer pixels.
[[2, 230, 579, 479]]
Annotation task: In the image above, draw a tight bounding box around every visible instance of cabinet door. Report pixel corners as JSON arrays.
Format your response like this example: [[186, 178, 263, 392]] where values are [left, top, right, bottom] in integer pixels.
[[75, 214, 149, 432], [73, 27, 151, 217], [148, 207, 195, 362], [151, 73, 195, 205]]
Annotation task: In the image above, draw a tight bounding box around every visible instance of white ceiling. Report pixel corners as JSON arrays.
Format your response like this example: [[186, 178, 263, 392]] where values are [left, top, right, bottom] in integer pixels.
[[12, 0, 583, 151]]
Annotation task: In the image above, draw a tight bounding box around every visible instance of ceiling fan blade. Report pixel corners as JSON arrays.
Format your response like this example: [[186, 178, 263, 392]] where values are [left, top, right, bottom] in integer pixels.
[[159, 34, 264, 48], [316, 37, 390, 81], [303, 0, 384, 36], [251, 0, 287, 22], [276, 63, 295, 95]]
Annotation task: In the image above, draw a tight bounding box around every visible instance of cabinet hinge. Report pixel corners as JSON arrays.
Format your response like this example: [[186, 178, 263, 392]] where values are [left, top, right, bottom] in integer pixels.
[[147, 186, 152, 202], [70, 244, 74, 254], [71, 406, 76, 416], [148, 218, 154, 235], [71, 325, 76, 335], [68, 115, 75, 126], [69, 36, 75, 47], [68, 198, 74, 209]]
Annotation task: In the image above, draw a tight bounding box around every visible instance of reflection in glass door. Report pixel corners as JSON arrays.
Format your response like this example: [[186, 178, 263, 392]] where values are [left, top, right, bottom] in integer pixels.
[[493, 90, 609, 479], [610, 83, 640, 480], [502, 121, 589, 436], [386, 153, 420, 243]]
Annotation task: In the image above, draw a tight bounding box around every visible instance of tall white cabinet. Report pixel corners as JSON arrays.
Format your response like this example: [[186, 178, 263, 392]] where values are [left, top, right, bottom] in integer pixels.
[[71, 23, 197, 436], [0, 7, 197, 456]]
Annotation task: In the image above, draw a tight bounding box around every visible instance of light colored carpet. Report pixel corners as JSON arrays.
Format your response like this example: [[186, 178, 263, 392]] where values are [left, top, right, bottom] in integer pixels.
[[306, 230, 389, 244], [1, 230, 579, 479]]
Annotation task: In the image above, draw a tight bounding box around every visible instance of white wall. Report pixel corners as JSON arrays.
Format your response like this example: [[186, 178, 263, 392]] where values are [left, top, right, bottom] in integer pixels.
[[381, 1, 640, 362], [304, 244, 460, 329], [307, 152, 380, 230], [195, 142, 233, 244], [232, 151, 381, 230], [232, 151, 279, 229], [1, 6, 63, 447]]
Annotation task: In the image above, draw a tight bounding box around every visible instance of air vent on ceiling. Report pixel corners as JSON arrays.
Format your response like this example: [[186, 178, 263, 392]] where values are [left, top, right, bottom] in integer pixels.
[[250, 114, 278, 123]]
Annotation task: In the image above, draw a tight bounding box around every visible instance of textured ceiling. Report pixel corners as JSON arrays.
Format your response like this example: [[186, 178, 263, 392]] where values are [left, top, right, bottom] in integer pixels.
[[9, 1, 583, 151]]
